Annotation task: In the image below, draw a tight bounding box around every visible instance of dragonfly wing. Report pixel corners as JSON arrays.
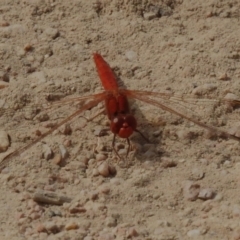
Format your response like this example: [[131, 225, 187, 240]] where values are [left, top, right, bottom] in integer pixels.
[[0, 93, 106, 169], [124, 90, 240, 142]]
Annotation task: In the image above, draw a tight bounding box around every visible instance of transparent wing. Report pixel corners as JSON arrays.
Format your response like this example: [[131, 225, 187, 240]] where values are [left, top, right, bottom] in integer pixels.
[[0, 92, 107, 169], [123, 89, 240, 141]]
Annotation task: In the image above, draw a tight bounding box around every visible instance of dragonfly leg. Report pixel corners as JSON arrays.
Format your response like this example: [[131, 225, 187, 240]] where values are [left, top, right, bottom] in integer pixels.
[[135, 129, 150, 143], [112, 134, 122, 160]]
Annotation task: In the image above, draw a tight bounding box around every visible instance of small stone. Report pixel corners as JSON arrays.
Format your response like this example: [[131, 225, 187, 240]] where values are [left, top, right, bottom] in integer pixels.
[[108, 165, 116, 175], [36, 224, 46, 233], [65, 221, 79, 230], [92, 168, 99, 176], [44, 27, 59, 39], [144, 12, 158, 20], [90, 191, 98, 200], [105, 216, 117, 227], [99, 185, 110, 194], [190, 168, 205, 180], [183, 181, 200, 201], [61, 123, 72, 135], [69, 207, 86, 214], [36, 112, 49, 122], [42, 145, 53, 160], [44, 222, 59, 233], [37, 45, 53, 57], [96, 153, 107, 162], [0, 21, 9, 27], [224, 93, 240, 108], [0, 71, 9, 82], [98, 162, 110, 177], [29, 71, 46, 84], [218, 73, 229, 81], [80, 156, 89, 165], [127, 227, 139, 237], [0, 131, 10, 152], [125, 50, 137, 61], [161, 158, 177, 168], [52, 153, 62, 165], [187, 229, 201, 237], [198, 188, 215, 200], [24, 44, 33, 52], [59, 144, 69, 160], [118, 148, 128, 156], [16, 46, 26, 57], [192, 84, 217, 96]]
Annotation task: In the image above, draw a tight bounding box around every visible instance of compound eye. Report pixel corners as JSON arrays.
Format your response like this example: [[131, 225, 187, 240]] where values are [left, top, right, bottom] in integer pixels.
[[110, 117, 124, 134]]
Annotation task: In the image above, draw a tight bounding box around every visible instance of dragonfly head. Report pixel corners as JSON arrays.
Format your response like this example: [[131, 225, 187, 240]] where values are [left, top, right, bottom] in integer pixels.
[[110, 114, 137, 138]]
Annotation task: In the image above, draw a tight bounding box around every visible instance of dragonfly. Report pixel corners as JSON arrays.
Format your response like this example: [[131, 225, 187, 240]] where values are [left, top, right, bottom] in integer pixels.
[[0, 53, 240, 168]]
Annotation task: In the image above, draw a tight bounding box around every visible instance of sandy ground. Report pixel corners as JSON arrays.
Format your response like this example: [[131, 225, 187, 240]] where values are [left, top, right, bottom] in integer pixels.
[[1, 0, 240, 239]]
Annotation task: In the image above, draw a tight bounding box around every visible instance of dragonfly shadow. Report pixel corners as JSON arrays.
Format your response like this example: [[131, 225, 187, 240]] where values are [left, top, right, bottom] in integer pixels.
[[115, 75, 166, 161]]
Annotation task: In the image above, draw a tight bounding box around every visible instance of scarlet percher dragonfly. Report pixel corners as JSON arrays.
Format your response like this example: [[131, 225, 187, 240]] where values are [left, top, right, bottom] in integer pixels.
[[1, 53, 240, 167]]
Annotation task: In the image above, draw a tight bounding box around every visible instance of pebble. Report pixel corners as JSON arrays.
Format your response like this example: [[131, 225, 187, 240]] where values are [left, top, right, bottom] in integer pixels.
[[0, 20, 9, 27], [61, 123, 72, 135], [127, 227, 139, 237], [99, 185, 110, 194], [98, 162, 109, 177], [105, 216, 117, 227], [36, 112, 49, 122], [42, 144, 53, 160], [218, 72, 229, 80], [224, 93, 240, 108], [44, 221, 60, 233], [52, 153, 62, 165], [36, 224, 46, 233], [110, 177, 123, 185], [69, 206, 86, 214], [15, 46, 26, 57], [59, 144, 69, 160], [183, 181, 200, 201], [198, 188, 215, 200], [44, 27, 59, 39], [96, 153, 107, 162], [192, 84, 217, 96], [118, 148, 128, 156], [143, 12, 158, 20], [190, 168, 205, 180], [108, 165, 116, 175], [37, 45, 53, 57], [125, 50, 137, 61], [0, 131, 10, 152], [161, 158, 177, 168], [0, 71, 9, 82], [92, 168, 100, 176], [65, 221, 79, 230], [187, 229, 201, 237], [83, 237, 93, 240], [29, 71, 47, 84]]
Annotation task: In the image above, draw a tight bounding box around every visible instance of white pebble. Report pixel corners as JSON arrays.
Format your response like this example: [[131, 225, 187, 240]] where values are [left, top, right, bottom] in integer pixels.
[[198, 188, 215, 200], [187, 229, 201, 237], [0, 131, 9, 152], [192, 84, 217, 96], [125, 50, 137, 61], [59, 144, 69, 160], [183, 181, 200, 201], [44, 27, 59, 39], [105, 216, 117, 227], [42, 144, 53, 160], [65, 221, 79, 230], [96, 153, 107, 162], [98, 162, 110, 177]]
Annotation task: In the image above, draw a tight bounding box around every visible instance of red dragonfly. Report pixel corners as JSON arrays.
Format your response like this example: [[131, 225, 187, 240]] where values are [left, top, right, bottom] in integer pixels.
[[1, 53, 240, 167]]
